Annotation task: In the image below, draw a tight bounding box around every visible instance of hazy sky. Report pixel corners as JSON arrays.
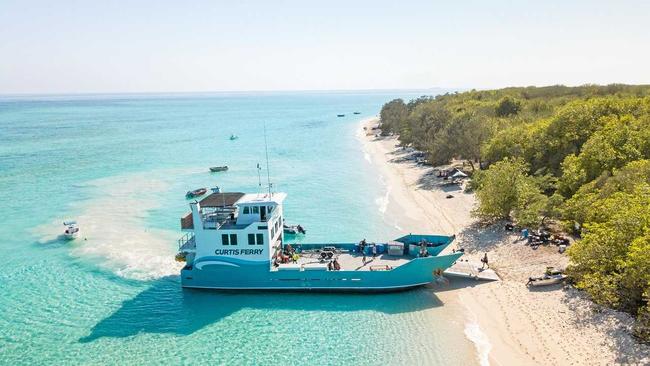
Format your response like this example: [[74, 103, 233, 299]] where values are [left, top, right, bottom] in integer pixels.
[[1, 0, 649, 94]]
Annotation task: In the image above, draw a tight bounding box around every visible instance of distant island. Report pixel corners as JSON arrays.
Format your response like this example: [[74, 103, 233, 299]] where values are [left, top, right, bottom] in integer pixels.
[[379, 84, 650, 343]]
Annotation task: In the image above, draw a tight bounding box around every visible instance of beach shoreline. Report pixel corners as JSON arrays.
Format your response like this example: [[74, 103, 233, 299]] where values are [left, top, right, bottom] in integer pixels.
[[359, 116, 650, 366]]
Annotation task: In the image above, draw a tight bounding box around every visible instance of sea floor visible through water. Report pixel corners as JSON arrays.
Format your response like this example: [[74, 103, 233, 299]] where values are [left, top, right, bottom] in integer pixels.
[[0, 90, 479, 365]]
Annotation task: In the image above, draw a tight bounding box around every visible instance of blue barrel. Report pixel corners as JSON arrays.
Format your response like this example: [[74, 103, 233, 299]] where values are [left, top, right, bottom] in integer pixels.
[[364, 245, 384, 255]]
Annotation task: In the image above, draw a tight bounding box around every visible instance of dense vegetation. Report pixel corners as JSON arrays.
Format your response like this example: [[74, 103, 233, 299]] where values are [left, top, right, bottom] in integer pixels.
[[380, 84, 650, 340]]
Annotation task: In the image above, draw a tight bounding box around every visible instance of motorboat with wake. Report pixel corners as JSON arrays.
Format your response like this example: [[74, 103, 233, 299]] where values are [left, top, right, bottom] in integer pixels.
[[63, 221, 80, 240]]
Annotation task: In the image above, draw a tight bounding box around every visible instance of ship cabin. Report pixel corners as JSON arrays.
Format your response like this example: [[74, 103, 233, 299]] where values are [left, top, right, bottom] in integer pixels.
[[179, 192, 286, 264]]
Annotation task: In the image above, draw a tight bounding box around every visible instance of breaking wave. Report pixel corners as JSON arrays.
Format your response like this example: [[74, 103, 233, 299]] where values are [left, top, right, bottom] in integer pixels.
[[375, 175, 391, 215], [464, 317, 492, 366]]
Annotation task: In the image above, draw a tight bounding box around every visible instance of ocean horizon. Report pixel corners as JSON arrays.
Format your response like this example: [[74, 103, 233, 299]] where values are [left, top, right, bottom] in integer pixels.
[[0, 90, 478, 365]]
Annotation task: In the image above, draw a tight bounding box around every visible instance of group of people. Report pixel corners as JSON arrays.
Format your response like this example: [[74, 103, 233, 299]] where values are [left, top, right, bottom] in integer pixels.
[[274, 244, 300, 267], [358, 239, 377, 264], [327, 259, 341, 271]]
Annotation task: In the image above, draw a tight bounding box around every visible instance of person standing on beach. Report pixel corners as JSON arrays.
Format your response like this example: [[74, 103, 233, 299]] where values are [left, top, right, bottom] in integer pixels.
[[481, 253, 489, 269], [372, 244, 377, 259]]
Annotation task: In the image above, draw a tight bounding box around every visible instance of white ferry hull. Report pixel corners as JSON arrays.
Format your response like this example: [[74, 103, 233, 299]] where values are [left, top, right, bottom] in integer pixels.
[[180, 252, 462, 293]]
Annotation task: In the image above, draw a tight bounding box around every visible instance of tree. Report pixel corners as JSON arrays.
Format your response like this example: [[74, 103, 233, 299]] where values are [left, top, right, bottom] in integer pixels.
[[472, 158, 547, 226], [567, 186, 650, 313], [495, 96, 521, 117], [379, 99, 408, 136]]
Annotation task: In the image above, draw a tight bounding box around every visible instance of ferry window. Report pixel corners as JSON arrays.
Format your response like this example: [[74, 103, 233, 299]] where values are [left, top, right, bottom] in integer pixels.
[[230, 234, 238, 245], [221, 234, 229, 245], [248, 234, 255, 245], [256, 233, 264, 245], [252, 206, 259, 214], [243, 206, 250, 214], [271, 228, 275, 238]]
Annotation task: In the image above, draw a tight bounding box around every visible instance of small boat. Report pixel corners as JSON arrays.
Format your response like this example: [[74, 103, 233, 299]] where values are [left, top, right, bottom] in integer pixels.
[[337, 114, 345, 117], [186, 188, 208, 198], [229, 134, 238, 140], [63, 221, 80, 240], [283, 223, 306, 235], [527, 267, 567, 287], [209, 166, 229, 172], [353, 112, 361, 115]]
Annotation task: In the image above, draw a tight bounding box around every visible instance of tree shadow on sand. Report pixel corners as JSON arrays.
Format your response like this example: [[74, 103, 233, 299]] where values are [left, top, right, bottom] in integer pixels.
[[79, 276, 453, 342], [455, 222, 510, 253], [560, 288, 650, 364]]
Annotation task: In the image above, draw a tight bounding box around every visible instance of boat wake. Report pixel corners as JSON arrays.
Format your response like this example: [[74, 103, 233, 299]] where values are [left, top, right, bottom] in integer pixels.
[[36, 172, 184, 280]]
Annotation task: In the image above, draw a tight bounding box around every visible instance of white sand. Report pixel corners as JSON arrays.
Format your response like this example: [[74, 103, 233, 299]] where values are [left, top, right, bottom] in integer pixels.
[[360, 117, 650, 366]]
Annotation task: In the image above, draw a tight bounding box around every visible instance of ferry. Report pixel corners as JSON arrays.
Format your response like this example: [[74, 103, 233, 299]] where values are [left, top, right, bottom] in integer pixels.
[[175, 191, 463, 292]]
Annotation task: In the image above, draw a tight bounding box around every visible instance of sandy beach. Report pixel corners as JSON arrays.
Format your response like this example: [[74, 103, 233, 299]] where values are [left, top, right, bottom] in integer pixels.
[[360, 117, 650, 366]]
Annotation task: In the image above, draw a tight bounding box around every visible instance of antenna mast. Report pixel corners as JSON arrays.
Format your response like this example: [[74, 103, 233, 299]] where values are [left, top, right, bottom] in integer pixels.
[[263, 122, 272, 196]]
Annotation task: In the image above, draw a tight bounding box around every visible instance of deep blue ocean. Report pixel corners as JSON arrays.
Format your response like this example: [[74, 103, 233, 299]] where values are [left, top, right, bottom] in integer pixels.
[[0, 91, 477, 365]]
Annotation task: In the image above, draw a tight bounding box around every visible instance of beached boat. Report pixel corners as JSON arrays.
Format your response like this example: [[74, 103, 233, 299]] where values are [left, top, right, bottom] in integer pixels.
[[186, 188, 208, 198], [283, 223, 306, 235], [527, 268, 567, 287], [209, 166, 229, 172], [63, 221, 80, 240], [175, 190, 462, 292]]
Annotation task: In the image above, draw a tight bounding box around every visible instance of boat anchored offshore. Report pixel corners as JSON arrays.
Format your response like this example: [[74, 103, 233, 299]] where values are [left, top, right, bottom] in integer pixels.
[[283, 223, 306, 235], [175, 191, 463, 291], [209, 166, 229, 172], [186, 188, 208, 198]]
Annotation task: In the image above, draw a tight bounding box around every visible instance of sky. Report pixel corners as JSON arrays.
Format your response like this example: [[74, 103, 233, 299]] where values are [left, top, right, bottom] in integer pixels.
[[1, 0, 649, 94]]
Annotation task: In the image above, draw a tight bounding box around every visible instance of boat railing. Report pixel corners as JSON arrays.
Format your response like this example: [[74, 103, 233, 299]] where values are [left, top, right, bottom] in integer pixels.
[[178, 233, 196, 251]]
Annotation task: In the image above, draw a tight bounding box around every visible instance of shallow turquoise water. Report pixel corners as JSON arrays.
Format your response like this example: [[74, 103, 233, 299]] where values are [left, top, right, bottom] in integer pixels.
[[0, 91, 477, 365]]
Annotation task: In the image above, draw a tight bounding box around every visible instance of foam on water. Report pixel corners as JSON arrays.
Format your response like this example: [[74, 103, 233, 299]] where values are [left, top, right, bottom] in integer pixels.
[[35, 171, 184, 280], [364, 150, 372, 163], [464, 313, 493, 366], [356, 118, 375, 164], [374, 174, 391, 215]]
